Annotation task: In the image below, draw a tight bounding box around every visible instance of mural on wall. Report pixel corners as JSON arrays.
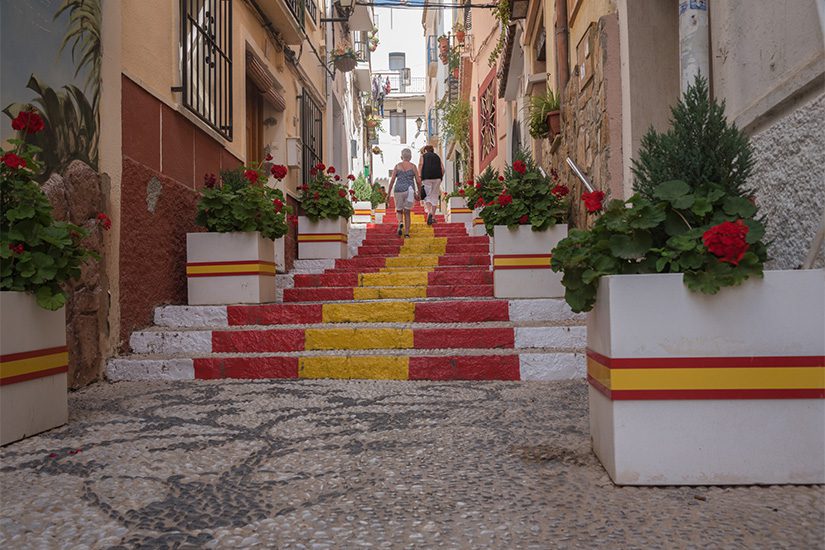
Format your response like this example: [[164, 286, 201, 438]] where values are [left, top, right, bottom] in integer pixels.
[[1, 0, 100, 180]]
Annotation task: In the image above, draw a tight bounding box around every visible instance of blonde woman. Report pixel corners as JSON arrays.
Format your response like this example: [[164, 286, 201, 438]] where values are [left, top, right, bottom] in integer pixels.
[[387, 148, 422, 237], [418, 144, 445, 225]]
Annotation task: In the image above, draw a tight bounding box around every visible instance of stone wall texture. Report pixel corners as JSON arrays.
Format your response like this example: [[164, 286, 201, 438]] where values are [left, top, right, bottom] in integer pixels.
[[749, 92, 825, 269], [43, 161, 109, 388]]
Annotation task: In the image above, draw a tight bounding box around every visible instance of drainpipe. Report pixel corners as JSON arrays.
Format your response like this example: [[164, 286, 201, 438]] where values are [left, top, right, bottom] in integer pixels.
[[554, 0, 569, 96], [678, 0, 710, 91]]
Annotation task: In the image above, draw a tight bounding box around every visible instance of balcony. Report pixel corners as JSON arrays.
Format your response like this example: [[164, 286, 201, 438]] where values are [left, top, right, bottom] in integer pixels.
[[373, 71, 426, 95], [353, 35, 372, 92], [258, 0, 305, 45]]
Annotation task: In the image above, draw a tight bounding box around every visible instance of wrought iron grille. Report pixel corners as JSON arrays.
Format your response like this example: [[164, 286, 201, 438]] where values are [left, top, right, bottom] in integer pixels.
[[180, 0, 233, 140], [285, 0, 306, 28], [306, 0, 318, 25], [301, 93, 323, 183]]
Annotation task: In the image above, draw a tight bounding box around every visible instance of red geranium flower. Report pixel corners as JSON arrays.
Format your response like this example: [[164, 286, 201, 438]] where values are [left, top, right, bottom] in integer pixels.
[[203, 173, 218, 188], [9, 243, 24, 254], [1, 152, 26, 170], [265, 153, 273, 161], [475, 197, 484, 208], [97, 212, 112, 230], [466, 180, 474, 187], [497, 192, 513, 206], [310, 168, 317, 176], [327, 166, 336, 174], [270, 164, 288, 180], [338, 189, 347, 198], [703, 219, 750, 266], [315, 162, 326, 171], [11, 110, 45, 134], [347, 174, 356, 181], [550, 168, 559, 181], [273, 199, 284, 213], [313, 192, 320, 200], [334, 175, 341, 181], [551, 184, 569, 197], [288, 214, 299, 225], [581, 190, 605, 213], [243, 170, 259, 184], [519, 214, 529, 224], [349, 189, 356, 195], [512, 160, 526, 175], [498, 176, 505, 182], [458, 189, 465, 196]]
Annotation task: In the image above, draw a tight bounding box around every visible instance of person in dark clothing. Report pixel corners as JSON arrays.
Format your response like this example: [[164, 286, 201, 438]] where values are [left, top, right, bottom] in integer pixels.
[[418, 145, 445, 225]]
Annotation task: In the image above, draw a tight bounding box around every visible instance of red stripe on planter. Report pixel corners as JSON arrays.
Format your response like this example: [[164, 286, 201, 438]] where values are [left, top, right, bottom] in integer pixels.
[[414, 328, 514, 349], [194, 357, 299, 379], [212, 329, 305, 353], [0, 345, 68, 363], [587, 349, 825, 369], [227, 304, 323, 326], [414, 300, 510, 323], [409, 355, 520, 380], [0, 365, 68, 386]]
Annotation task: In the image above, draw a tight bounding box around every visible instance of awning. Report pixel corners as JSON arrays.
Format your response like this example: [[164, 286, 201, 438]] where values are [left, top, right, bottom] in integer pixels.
[[246, 51, 286, 112]]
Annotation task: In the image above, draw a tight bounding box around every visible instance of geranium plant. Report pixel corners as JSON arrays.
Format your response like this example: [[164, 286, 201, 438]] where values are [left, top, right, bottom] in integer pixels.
[[0, 111, 101, 310], [351, 174, 372, 202], [550, 77, 767, 312], [370, 183, 387, 208], [478, 153, 569, 235], [195, 163, 291, 241], [298, 163, 354, 220]]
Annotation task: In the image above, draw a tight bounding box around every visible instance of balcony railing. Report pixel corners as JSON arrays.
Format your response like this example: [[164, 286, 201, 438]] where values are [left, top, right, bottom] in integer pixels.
[[306, 0, 318, 24], [354, 32, 371, 63], [373, 71, 426, 94], [284, 0, 305, 29]]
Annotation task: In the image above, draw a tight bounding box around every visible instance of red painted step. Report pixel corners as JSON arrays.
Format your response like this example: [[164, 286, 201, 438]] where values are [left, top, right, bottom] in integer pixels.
[[426, 284, 494, 298], [283, 284, 494, 302], [414, 327, 514, 349], [292, 269, 492, 288]]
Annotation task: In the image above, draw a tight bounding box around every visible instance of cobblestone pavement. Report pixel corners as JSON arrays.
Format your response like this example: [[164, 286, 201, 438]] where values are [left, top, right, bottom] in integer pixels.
[[1, 380, 823, 549]]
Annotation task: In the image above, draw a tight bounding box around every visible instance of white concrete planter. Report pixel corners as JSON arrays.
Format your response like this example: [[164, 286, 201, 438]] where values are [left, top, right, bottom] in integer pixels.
[[492, 225, 567, 298], [0, 291, 68, 445], [352, 201, 373, 224], [298, 216, 348, 259], [587, 270, 825, 485], [374, 203, 386, 224], [186, 232, 277, 305], [471, 209, 486, 237], [447, 197, 473, 224]]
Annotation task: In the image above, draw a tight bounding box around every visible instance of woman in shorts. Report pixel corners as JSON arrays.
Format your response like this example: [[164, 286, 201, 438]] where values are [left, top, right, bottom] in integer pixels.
[[386, 148, 422, 237]]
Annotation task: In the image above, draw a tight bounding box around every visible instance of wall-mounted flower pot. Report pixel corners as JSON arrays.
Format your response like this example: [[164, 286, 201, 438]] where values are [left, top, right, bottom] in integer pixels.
[[438, 39, 449, 53], [0, 291, 68, 445], [447, 197, 473, 224], [455, 30, 466, 43], [366, 120, 379, 129], [374, 203, 387, 224], [298, 216, 348, 259], [546, 110, 561, 137], [492, 225, 567, 298], [334, 56, 357, 73], [352, 201, 373, 224], [587, 270, 825, 485], [452, 68, 460, 79], [186, 232, 277, 305]]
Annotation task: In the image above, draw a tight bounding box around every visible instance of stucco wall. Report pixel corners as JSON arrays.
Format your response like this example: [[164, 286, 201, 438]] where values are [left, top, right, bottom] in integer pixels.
[[749, 92, 825, 270]]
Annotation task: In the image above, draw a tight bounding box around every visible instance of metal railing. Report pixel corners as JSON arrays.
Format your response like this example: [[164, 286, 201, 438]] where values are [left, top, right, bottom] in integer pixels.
[[354, 32, 371, 63], [284, 0, 305, 29], [373, 71, 426, 94], [305, 0, 317, 24], [301, 94, 323, 183]]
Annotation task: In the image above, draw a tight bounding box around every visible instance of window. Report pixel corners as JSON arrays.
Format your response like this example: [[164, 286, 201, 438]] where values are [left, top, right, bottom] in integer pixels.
[[478, 70, 498, 169], [427, 108, 438, 138], [389, 110, 407, 142], [426, 36, 437, 66], [301, 93, 323, 183], [245, 77, 264, 164], [180, 0, 233, 140], [388, 53, 406, 71]]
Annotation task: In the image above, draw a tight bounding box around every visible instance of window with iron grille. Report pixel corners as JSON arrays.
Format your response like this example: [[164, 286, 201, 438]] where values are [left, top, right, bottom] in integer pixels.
[[389, 110, 407, 143], [306, 0, 318, 25], [426, 35, 437, 66], [301, 93, 323, 183], [478, 70, 498, 169], [180, 0, 233, 140]]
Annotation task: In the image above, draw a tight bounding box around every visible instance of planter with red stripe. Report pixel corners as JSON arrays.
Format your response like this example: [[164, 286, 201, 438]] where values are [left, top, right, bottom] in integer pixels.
[[352, 201, 373, 224], [298, 216, 348, 259], [374, 203, 386, 224], [587, 270, 825, 485], [447, 197, 473, 224], [492, 225, 567, 298], [0, 291, 68, 445], [187, 231, 277, 305]]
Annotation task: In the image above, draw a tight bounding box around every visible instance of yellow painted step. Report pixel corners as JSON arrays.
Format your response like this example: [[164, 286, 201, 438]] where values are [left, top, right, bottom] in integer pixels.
[[353, 286, 427, 300], [299, 356, 409, 380], [304, 328, 413, 350], [360, 272, 429, 287], [322, 302, 415, 323]]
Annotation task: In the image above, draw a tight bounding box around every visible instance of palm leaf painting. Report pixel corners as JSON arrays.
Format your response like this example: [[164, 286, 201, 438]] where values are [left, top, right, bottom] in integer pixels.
[[54, 0, 101, 115]]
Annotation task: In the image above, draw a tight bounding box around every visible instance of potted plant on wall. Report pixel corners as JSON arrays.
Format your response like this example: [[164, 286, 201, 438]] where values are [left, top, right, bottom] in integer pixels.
[[351, 173, 373, 224], [0, 111, 104, 444], [478, 153, 569, 298], [330, 42, 359, 72], [438, 34, 450, 54], [370, 182, 388, 223], [453, 22, 466, 44], [189, 165, 290, 305], [298, 163, 354, 259], [527, 89, 561, 139], [448, 47, 461, 79], [462, 167, 504, 236], [551, 76, 824, 486]]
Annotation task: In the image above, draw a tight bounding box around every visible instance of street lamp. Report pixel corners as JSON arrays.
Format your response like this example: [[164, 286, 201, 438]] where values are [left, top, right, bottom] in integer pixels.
[[415, 116, 424, 133]]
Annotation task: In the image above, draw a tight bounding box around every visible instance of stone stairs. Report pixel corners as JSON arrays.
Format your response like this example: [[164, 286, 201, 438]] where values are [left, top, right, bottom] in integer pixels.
[[107, 203, 586, 382]]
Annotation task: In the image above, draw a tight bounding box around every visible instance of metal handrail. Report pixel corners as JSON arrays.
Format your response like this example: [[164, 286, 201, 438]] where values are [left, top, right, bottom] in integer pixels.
[[566, 157, 595, 193]]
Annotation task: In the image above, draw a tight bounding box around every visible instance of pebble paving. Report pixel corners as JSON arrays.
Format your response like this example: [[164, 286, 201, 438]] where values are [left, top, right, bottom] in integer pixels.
[[1, 379, 823, 548]]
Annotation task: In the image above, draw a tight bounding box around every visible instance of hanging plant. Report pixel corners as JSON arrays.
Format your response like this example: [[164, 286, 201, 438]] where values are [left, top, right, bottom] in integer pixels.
[[488, 0, 510, 66], [454, 22, 466, 43], [330, 42, 358, 72]]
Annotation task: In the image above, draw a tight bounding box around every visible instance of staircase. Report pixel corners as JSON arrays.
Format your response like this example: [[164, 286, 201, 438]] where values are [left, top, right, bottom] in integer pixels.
[[107, 203, 586, 382]]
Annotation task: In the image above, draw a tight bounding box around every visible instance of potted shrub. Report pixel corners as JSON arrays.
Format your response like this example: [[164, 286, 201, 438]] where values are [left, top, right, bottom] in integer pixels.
[[330, 42, 358, 72], [551, 76, 824, 485], [190, 165, 290, 305], [370, 182, 388, 223], [351, 173, 373, 224], [0, 111, 103, 444], [461, 166, 502, 237], [479, 154, 569, 298], [446, 183, 474, 225], [438, 34, 449, 54], [298, 163, 354, 259], [449, 48, 461, 79], [454, 22, 466, 43], [527, 89, 561, 139]]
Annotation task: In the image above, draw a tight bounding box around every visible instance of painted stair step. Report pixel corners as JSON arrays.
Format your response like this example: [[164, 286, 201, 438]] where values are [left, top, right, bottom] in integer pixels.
[[333, 254, 491, 269], [292, 270, 493, 288], [359, 236, 489, 246], [358, 245, 488, 256], [130, 326, 586, 355], [107, 351, 586, 382], [283, 284, 494, 302]]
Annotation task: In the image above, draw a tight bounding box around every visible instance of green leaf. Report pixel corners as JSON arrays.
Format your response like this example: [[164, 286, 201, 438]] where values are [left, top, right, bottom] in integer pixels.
[[35, 286, 66, 311], [691, 197, 713, 216], [744, 218, 765, 244], [608, 231, 653, 259], [723, 196, 757, 218], [664, 210, 691, 236], [653, 180, 695, 209]]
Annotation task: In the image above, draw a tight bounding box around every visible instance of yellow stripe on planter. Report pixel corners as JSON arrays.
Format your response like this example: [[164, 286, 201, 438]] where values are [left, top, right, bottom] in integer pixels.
[[612, 367, 825, 391], [297, 233, 348, 242], [322, 302, 415, 323], [299, 356, 409, 379], [354, 209, 372, 215], [492, 255, 552, 268], [0, 349, 69, 381], [353, 287, 427, 300], [360, 272, 429, 287], [305, 328, 414, 350], [451, 208, 473, 214]]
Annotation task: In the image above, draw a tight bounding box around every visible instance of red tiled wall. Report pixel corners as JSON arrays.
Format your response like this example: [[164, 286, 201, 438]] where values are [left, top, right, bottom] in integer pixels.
[[119, 75, 242, 350]]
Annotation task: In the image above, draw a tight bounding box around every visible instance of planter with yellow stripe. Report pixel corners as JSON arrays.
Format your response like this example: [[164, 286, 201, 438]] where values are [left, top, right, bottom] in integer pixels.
[[472, 213, 486, 237], [587, 270, 825, 485], [447, 197, 473, 224], [492, 225, 566, 298], [298, 216, 349, 260], [351, 201, 373, 224], [374, 203, 386, 224], [0, 291, 69, 445], [187, 232, 277, 305]]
